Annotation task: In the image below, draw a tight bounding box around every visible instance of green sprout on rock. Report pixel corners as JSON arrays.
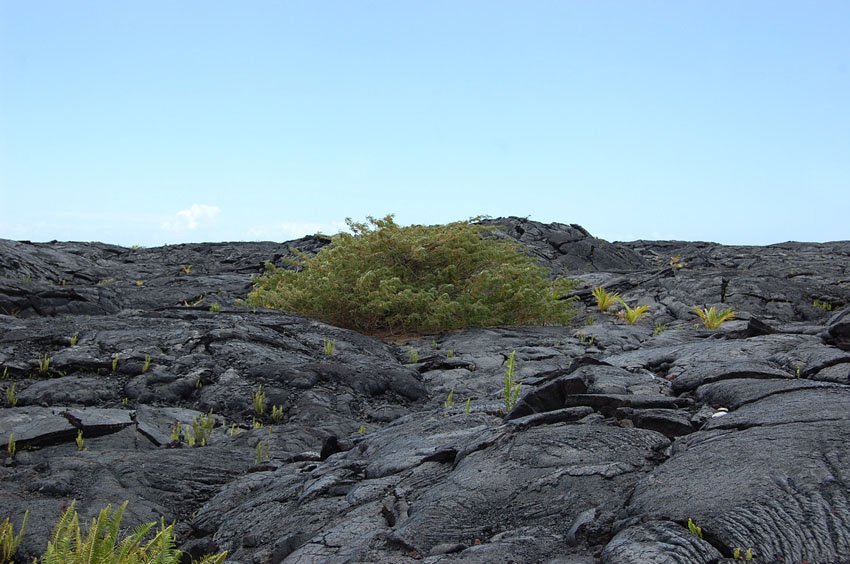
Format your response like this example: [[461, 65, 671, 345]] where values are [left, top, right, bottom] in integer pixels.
[[693, 306, 736, 330], [503, 351, 521, 414]]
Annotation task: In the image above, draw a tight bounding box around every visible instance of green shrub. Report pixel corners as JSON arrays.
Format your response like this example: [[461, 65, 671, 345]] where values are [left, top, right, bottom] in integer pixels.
[[248, 215, 577, 335]]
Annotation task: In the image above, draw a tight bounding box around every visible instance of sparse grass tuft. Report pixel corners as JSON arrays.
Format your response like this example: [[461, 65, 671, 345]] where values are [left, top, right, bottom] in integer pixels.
[[693, 306, 736, 330], [813, 299, 834, 312], [209, 302, 221, 313], [271, 405, 284, 423], [142, 354, 152, 373], [69, 334, 78, 346], [75, 429, 85, 451], [6, 383, 16, 407], [408, 349, 420, 364], [323, 338, 336, 357], [653, 322, 667, 336], [6, 433, 15, 457], [111, 354, 119, 372]]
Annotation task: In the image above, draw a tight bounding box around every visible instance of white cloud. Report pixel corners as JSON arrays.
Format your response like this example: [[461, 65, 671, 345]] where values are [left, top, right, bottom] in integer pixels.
[[161, 204, 221, 232]]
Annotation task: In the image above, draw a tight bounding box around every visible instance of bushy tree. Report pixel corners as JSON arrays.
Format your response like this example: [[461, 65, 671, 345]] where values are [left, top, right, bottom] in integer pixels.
[[248, 215, 576, 335]]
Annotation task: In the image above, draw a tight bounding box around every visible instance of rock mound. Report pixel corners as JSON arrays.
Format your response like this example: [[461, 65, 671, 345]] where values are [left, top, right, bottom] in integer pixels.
[[1, 221, 849, 563]]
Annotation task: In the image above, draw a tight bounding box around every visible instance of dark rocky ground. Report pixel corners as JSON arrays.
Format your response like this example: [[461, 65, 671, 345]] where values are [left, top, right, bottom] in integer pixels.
[[1, 217, 849, 563]]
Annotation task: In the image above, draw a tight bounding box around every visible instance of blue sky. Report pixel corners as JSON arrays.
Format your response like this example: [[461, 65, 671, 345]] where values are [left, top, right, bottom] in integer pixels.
[[1, 1, 848, 246]]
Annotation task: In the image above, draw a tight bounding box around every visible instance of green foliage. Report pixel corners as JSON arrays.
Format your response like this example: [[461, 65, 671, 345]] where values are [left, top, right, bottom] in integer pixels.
[[670, 256, 685, 269], [693, 306, 736, 330], [408, 349, 420, 364], [5, 383, 16, 407], [323, 338, 335, 357], [142, 355, 151, 374], [254, 440, 270, 464], [111, 355, 119, 372], [6, 433, 15, 457], [190, 412, 215, 447], [69, 334, 79, 346], [180, 264, 192, 275], [38, 354, 52, 374], [446, 349, 455, 358], [170, 421, 182, 443], [0, 510, 27, 564], [253, 386, 266, 417], [209, 302, 221, 313], [40, 500, 227, 564], [503, 351, 521, 414], [1, 368, 7, 380], [75, 430, 85, 451], [443, 388, 455, 410], [592, 287, 620, 313], [248, 215, 577, 335], [812, 299, 834, 312], [464, 397, 471, 414], [653, 322, 667, 336], [617, 300, 650, 325], [357, 425, 367, 434], [687, 518, 703, 539], [271, 405, 284, 423], [732, 547, 754, 561]]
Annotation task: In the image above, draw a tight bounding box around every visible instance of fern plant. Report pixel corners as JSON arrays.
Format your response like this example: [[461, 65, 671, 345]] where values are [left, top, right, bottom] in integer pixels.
[[693, 306, 736, 330], [591, 287, 620, 313], [503, 351, 521, 414], [0, 510, 27, 563], [40, 500, 226, 564], [617, 299, 650, 325]]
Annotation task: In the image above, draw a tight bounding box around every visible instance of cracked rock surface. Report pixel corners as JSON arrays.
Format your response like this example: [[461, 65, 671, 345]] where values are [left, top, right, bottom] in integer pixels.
[[1, 218, 849, 563]]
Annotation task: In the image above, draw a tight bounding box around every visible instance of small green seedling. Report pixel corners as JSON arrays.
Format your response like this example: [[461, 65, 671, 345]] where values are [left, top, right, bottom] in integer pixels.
[[670, 256, 685, 269], [687, 518, 703, 539], [813, 299, 834, 312], [209, 302, 221, 313], [592, 287, 620, 313], [69, 334, 78, 346], [618, 300, 650, 325], [75, 430, 85, 451], [1, 367, 8, 380], [255, 440, 270, 464], [122, 397, 129, 406], [503, 351, 521, 414], [170, 421, 182, 443], [358, 425, 367, 434], [653, 322, 667, 336], [191, 412, 215, 446], [142, 354, 152, 373], [180, 264, 192, 275], [465, 397, 471, 414], [693, 306, 736, 330], [111, 355, 119, 372], [6, 383, 16, 407], [271, 405, 284, 423], [38, 354, 51, 374], [408, 349, 420, 364], [252, 418, 264, 430], [444, 388, 455, 410], [323, 338, 335, 357], [0, 509, 28, 561], [253, 385, 266, 416], [446, 349, 455, 358], [6, 433, 15, 457]]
